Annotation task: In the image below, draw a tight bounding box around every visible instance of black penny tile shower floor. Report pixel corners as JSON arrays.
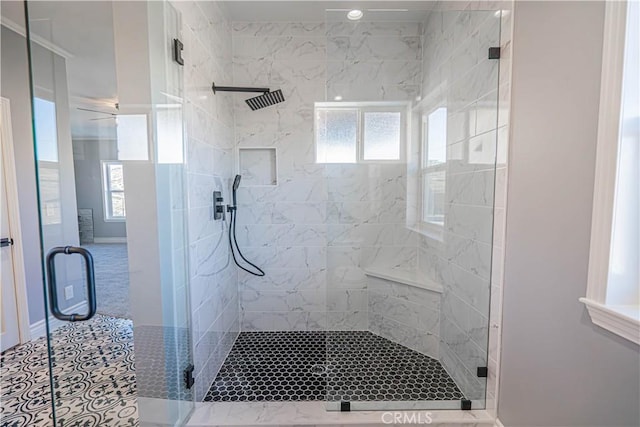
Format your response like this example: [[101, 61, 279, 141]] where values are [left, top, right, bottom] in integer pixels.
[[204, 330, 465, 402]]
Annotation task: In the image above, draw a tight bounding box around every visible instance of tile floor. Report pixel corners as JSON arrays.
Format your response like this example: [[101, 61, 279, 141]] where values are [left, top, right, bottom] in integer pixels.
[[205, 331, 465, 403], [0, 315, 137, 427], [2, 319, 466, 427]]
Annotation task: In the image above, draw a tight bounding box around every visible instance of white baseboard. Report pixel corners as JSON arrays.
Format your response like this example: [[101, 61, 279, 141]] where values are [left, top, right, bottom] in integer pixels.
[[30, 301, 88, 339], [93, 237, 127, 244], [495, 418, 505, 427]]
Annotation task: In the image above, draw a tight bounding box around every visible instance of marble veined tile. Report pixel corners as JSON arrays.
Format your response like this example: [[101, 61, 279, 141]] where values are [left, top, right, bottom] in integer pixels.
[[240, 289, 326, 312], [327, 60, 422, 87], [326, 21, 423, 37], [327, 35, 422, 61], [233, 36, 326, 61], [239, 267, 327, 292], [233, 22, 325, 37]]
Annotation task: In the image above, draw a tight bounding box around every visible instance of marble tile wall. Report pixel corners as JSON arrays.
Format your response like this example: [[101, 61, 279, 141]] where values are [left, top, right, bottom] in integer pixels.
[[231, 21, 423, 332], [232, 22, 328, 331], [417, 5, 504, 401], [325, 21, 424, 102], [173, 0, 239, 401], [368, 276, 441, 359]]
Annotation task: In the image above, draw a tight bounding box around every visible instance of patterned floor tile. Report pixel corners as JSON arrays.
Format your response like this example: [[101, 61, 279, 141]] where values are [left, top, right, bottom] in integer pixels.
[[0, 315, 138, 427]]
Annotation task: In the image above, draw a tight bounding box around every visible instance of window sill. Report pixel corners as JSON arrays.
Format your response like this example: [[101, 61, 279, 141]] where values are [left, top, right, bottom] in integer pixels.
[[407, 222, 444, 242], [579, 298, 640, 345]]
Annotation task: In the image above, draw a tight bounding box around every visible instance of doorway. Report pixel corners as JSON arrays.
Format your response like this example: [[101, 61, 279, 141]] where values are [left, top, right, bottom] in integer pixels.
[[71, 114, 131, 320], [0, 97, 27, 353]]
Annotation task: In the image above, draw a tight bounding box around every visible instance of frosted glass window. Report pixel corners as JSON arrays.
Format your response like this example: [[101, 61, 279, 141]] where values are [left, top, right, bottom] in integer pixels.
[[116, 114, 149, 161], [157, 107, 184, 164], [363, 112, 401, 160], [33, 97, 59, 162], [316, 109, 357, 163]]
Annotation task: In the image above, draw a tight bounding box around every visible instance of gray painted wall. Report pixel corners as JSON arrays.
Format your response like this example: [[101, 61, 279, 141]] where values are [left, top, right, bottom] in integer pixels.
[[1, 26, 46, 324], [72, 138, 127, 239], [499, 2, 640, 426]]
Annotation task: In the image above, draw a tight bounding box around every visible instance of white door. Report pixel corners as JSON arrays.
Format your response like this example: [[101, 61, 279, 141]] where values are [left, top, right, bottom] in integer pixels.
[[0, 100, 20, 352]]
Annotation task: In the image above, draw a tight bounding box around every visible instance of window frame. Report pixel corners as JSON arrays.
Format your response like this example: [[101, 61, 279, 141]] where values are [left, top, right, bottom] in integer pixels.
[[581, 0, 639, 345], [419, 107, 448, 235], [314, 101, 409, 164], [101, 160, 126, 222]]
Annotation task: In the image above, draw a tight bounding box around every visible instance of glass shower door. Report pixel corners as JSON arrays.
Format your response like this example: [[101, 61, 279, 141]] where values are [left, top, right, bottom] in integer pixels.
[[24, 1, 193, 425], [323, 6, 502, 411]]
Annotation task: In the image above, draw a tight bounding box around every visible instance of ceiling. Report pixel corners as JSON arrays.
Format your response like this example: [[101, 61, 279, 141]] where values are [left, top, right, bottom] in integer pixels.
[[1, 1, 118, 139], [224, 1, 434, 22], [2, 0, 435, 139]]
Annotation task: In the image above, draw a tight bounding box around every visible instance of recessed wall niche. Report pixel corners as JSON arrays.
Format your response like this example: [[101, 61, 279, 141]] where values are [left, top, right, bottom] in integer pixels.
[[238, 148, 278, 186]]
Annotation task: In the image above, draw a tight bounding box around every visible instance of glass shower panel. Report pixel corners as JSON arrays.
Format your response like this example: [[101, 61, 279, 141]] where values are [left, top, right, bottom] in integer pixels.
[[24, 1, 193, 425], [324, 6, 501, 411]]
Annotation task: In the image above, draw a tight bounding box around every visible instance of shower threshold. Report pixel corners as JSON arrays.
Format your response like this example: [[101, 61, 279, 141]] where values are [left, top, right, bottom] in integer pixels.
[[204, 330, 465, 404]]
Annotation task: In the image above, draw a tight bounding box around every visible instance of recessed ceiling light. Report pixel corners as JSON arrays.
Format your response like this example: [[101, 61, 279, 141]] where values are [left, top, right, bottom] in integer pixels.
[[347, 9, 363, 20], [334, 95, 343, 101]]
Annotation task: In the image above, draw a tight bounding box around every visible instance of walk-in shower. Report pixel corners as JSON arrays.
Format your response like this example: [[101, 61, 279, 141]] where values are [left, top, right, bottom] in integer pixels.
[[1, 1, 504, 425], [203, 2, 503, 413]]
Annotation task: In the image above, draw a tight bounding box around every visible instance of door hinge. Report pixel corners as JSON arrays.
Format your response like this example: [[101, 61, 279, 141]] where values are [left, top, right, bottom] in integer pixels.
[[173, 38, 184, 66], [461, 398, 472, 410], [477, 366, 488, 378], [488, 46, 501, 59], [184, 364, 195, 389], [1, 237, 14, 247]]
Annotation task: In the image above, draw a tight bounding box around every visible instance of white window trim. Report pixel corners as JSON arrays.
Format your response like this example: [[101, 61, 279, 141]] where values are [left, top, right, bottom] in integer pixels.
[[419, 108, 447, 236], [314, 101, 409, 164], [580, 0, 639, 345], [101, 161, 126, 222]]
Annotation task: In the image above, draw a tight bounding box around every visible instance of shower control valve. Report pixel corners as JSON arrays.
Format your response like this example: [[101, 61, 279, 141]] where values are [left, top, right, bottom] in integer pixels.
[[213, 191, 225, 221]]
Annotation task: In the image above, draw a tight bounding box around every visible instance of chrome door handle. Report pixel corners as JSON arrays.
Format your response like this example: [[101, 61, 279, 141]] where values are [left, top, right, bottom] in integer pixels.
[[45, 246, 97, 321]]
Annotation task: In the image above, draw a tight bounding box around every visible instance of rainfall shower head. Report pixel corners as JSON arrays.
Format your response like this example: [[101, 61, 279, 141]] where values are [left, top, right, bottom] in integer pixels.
[[211, 82, 285, 110], [245, 89, 285, 111]]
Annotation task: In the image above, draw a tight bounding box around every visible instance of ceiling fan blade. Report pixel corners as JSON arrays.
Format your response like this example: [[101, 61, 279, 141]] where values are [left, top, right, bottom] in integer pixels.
[[77, 107, 117, 116]]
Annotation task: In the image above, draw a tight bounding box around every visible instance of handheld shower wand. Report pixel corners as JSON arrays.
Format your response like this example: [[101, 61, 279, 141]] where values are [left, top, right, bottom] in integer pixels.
[[228, 175, 265, 277], [232, 174, 241, 207]]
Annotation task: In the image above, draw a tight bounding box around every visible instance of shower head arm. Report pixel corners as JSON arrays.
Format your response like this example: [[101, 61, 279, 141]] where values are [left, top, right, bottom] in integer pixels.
[[212, 83, 270, 94]]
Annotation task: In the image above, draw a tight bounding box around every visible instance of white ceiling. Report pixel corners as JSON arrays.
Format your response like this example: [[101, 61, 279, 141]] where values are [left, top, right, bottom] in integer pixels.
[[26, 1, 117, 105], [224, 1, 434, 22], [1, 1, 117, 139]]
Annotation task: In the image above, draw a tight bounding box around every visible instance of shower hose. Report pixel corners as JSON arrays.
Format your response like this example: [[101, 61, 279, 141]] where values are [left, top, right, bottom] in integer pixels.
[[228, 208, 265, 277]]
